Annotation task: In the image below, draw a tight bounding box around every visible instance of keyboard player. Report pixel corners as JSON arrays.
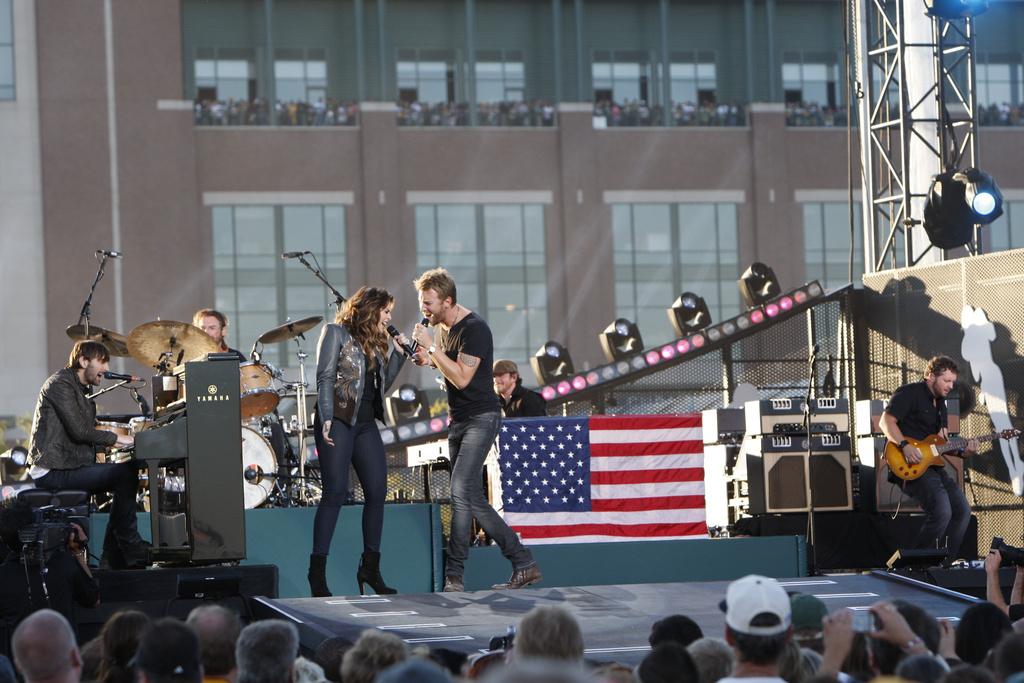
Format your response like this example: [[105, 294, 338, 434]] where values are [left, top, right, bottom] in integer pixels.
[[27, 341, 150, 569]]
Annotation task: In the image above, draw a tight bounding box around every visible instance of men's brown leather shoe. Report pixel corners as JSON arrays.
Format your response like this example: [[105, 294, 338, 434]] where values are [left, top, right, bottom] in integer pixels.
[[443, 575, 464, 592], [491, 564, 542, 590]]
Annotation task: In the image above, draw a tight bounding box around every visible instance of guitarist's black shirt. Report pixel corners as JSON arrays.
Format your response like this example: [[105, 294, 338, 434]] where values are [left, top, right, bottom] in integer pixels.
[[885, 380, 947, 441]]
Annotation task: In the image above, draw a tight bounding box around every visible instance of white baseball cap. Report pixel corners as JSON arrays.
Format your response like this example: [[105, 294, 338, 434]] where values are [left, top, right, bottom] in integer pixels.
[[722, 574, 792, 636]]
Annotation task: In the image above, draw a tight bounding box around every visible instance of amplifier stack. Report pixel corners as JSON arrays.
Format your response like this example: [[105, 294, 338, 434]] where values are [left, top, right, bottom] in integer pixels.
[[742, 398, 854, 514], [701, 408, 746, 529]]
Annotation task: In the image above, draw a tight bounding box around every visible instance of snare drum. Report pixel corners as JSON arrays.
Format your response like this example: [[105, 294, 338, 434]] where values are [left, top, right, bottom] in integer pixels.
[[107, 447, 135, 464], [239, 362, 280, 420], [241, 426, 277, 508], [95, 422, 131, 463], [96, 421, 131, 438], [128, 416, 156, 434]]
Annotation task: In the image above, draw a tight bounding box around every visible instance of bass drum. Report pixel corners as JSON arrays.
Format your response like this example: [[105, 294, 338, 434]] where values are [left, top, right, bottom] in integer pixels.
[[241, 426, 277, 509]]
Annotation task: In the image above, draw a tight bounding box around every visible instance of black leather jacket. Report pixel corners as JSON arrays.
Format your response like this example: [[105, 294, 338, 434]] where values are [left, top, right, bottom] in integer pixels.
[[28, 368, 117, 470], [315, 323, 406, 426]]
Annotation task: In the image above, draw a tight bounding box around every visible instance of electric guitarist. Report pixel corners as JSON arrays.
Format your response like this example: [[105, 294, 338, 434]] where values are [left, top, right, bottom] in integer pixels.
[[880, 355, 979, 564]]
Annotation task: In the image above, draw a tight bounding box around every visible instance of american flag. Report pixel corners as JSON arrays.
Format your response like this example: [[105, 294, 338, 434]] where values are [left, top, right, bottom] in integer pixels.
[[496, 414, 706, 543]]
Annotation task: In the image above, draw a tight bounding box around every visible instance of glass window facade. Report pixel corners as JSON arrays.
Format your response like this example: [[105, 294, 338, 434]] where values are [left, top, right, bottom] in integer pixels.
[[415, 204, 547, 366], [212, 205, 346, 368], [593, 50, 653, 105], [0, 0, 13, 100], [613, 203, 740, 345], [976, 53, 1023, 125], [194, 47, 257, 102], [782, 51, 840, 107], [988, 201, 1024, 251], [669, 52, 717, 106], [397, 48, 458, 105], [275, 47, 327, 103], [475, 49, 525, 103], [802, 202, 864, 290]]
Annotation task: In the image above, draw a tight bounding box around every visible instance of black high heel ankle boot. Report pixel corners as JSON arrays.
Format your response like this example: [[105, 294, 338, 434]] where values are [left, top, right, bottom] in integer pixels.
[[356, 551, 397, 595], [308, 553, 332, 597]]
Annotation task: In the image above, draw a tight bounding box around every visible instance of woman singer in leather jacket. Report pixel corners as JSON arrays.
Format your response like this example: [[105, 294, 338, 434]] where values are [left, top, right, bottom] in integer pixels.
[[307, 286, 408, 597]]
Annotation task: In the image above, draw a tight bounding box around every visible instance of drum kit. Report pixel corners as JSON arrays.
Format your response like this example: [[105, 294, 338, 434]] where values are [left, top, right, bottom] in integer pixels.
[[68, 314, 327, 509]]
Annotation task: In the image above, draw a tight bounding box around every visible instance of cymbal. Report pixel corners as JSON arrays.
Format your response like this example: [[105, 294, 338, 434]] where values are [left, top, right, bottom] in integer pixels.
[[257, 315, 324, 345], [65, 324, 131, 357], [127, 320, 220, 369]]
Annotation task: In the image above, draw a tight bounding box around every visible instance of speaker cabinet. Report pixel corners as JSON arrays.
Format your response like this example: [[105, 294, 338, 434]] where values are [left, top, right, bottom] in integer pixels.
[[857, 436, 965, 513], [746, 449, 853, 514]]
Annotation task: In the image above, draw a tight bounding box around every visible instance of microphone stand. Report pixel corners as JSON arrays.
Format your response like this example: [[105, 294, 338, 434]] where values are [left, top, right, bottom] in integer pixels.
[[295, 255, 346, 310], [77, 252, 113, 337], [86, 379, 134, 401], [803, 344, 819, 576]]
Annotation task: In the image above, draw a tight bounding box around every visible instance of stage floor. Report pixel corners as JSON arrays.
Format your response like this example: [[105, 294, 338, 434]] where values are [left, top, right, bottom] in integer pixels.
[[252, 571, 980, 665]]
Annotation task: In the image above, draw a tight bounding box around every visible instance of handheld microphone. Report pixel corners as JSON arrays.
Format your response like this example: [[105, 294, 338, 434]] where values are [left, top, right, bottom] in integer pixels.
[[412, 317, 431, 348], [103, 370, 143, 382], [281, 251, 312, 259], [96, 250, 124, 258], [387, 325, 418, 358]]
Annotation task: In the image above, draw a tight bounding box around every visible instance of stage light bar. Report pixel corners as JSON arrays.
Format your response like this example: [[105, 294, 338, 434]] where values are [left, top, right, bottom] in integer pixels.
[[738, 262, 782, 308], [599, 318, 644, 362], [385, 383, 429, 426], [380, 280, 832, 450], [668, 292, 712, 336], [531, 341, 575, 385]]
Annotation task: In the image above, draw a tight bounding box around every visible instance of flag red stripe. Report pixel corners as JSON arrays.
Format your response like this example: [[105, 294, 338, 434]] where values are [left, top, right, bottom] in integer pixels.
[[514, 521, 708, 539], [591, 441, 703, 456], [592, 496, 706, 511], [589, 414, 701, 430], [591, 468, 704, 484]]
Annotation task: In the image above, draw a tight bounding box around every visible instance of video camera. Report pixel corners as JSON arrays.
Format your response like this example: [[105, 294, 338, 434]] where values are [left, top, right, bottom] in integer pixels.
[[18, 505, 88, 565], [991, 537, 1024, 566]]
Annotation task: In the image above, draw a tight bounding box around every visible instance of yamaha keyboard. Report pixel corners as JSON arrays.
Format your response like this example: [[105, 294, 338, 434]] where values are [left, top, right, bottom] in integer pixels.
[[135, 355, 245, 564]]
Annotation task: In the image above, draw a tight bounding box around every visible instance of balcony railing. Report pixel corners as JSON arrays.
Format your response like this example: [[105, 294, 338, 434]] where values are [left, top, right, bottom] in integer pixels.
[[784, 103, 851, 127], [397, 100, 557, 127], [193, 99, 359, 126], [592, 100, 747, 127]]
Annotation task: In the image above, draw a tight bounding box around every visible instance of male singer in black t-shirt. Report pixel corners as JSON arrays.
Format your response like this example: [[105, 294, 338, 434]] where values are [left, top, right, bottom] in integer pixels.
[[880, 355, 978, 562], [412, 268, 541, 592]]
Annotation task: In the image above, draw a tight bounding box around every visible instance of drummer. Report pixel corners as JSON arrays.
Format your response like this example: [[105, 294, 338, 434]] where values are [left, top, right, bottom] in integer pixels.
[[193, 309, 247, 362]]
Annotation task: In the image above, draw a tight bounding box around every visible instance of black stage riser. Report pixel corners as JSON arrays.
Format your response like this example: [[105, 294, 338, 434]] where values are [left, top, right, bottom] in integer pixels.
[[894, 566, 1020, 601], [736, 512, 978, 570], [75, 564, 277, 643]]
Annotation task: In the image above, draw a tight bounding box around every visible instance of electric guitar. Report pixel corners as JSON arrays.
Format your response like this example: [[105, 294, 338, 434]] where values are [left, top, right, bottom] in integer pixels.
[[884, 429, 1021, 481]]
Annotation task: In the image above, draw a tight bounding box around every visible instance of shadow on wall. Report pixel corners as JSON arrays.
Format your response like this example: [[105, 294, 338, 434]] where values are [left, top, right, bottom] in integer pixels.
[[863, 272, 1024, 494]]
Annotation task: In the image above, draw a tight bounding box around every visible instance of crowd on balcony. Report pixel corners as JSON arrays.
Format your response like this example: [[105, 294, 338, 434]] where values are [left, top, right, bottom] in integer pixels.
[[592, 100, 746, 127], [396, 100, 557, 127], [786, 101, 1024, 127], [193, 98, 359, 126], [979, 102, 1024, 126], [785, 102, 851, 127]]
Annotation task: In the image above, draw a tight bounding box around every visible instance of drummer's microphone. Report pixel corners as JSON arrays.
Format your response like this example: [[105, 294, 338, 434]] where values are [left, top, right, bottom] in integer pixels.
[[96, 250, 124, 258], [386, 325, 418, 358], [103, 370, 143, 382], [281, 250, 311, 259]]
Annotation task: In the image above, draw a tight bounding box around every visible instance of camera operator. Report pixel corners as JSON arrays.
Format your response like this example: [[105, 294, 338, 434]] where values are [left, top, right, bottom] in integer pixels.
[[986, 543, 1024, 622], [0, 499, 99, 635]]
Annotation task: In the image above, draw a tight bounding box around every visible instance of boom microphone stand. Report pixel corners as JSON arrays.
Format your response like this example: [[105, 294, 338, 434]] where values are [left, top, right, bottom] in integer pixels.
[[295, 254, 346, 309], [291, 252, 345, 504], [804, 343, 819, 576], [77, 252, 114, 337]]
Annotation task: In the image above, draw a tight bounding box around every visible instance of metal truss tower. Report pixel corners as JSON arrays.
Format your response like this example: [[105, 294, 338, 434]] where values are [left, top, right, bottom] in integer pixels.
[[854, 0, 983, 273]]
